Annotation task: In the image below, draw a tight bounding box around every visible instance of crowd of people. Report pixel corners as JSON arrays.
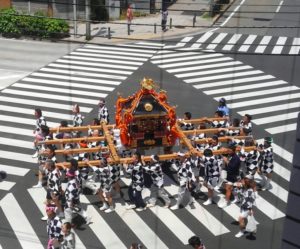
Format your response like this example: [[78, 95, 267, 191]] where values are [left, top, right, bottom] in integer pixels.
[[31, 97, 274, 248]]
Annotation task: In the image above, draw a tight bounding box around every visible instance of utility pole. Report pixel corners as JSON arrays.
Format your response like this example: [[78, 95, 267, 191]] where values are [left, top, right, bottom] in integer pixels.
[[73, 0, 77, 37], [85, 0, 91, 40]]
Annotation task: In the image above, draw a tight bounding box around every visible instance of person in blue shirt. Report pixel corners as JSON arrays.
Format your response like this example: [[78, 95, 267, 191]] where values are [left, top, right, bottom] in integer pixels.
[[217, 98, 230, 118]]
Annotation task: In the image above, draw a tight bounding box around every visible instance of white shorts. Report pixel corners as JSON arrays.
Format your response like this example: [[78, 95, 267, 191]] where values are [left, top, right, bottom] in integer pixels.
[[205, 177, 219, 190], [240, 209, 250, 218]]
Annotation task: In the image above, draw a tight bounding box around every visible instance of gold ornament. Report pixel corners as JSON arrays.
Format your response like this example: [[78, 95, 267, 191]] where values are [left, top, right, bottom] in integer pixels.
[[144, 102, 153, 112]]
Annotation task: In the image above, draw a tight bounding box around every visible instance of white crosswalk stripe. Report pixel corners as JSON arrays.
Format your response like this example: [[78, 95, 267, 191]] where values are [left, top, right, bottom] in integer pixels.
[[166, 32, 300, 55]]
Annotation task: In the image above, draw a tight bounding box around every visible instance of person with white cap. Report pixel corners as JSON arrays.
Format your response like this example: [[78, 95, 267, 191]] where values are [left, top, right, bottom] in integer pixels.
[[144, 154, 171, 208], [234, 174, 257, 238], [257, 137, 274, 191], [171, 152, 196, 210], [98, 99, 109, 124]]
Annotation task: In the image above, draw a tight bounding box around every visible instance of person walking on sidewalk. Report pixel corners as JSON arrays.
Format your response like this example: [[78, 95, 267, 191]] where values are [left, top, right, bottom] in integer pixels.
[[161, 8, 168, 31], [127, 4, 133, 25]]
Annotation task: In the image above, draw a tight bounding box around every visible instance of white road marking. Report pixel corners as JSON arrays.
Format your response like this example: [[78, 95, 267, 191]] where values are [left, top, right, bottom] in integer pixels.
[[275, 0, 284, 13], [31, 72, 121, 85], [272, 37, 287, 54], [176, 65, 252, 78], [191, 32, 214, 48], [48, 63, 132, 75], [39, 68, 127, 80], [227, 93, 300, 108], [254, 112, 299, 125], [77, 48, 152, 58], [222, 34, 242, 50], [266, 123, 297, 134], [255, 36, 272, 53], [289, 38, 300, 54], [0, 193, 44, 249], [56, 59, 138, 70], [2, 89, 100, 105], [0, 181, 16, 191], [238, 35, 257, 52], [204, 80, 286, 94], [66, 54, 143, 65], [0, 96, 91, 113], [238, 102, 300, 116], [0, 165, 30, 176], [159, 57, 232, 69], [187, 70, 263, 84], [0, 104, 73, 121], [22, 77, 115, 92], [164, 37, 194, 49], [218, 86, 299, 101], [194, 75, 274, 89], [152, 53, 222, 64], [85, 45, 156, 53], [206, 33, 228, 50], [80, 195, 127, 249], [168, 61, 242, 73]]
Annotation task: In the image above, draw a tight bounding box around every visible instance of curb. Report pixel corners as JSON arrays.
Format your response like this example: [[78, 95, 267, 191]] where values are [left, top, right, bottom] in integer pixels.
[[212, 0, 237, 25]]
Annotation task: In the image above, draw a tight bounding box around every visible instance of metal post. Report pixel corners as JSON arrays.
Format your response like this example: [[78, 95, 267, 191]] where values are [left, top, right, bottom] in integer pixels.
[[85, 0, 91, 40], [209, 0, 214, 17], [169, 18, 172, 29], [108, 27, 111, 39], [193, 13, 196, 27], [28, 0, 31, 15], [154, 23, 156, 34], [127, 23, 130, 35], [73, 0, 77, 38]]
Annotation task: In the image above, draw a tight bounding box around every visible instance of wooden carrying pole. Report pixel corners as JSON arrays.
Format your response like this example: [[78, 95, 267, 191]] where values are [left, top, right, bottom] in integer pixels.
[[102, 122, 120, 163], [49, 124, 114, 133], [54, 145, 257, 168], [38, 136, 106, 145]]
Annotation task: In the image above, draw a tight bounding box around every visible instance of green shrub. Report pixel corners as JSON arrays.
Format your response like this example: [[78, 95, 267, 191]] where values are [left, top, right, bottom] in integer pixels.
[[0, 8, 21, 37], [0, 8, 69, 39]]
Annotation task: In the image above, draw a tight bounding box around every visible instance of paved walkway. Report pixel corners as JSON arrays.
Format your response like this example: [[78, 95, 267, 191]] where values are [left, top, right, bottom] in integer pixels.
[[64, 0, 233, 44]]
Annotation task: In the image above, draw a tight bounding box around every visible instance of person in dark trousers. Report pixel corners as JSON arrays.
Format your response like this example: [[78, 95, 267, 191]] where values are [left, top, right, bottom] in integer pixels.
[[126, 152, 147, 211], [161, 8, 168, 31], [219, 142, 241, 208]]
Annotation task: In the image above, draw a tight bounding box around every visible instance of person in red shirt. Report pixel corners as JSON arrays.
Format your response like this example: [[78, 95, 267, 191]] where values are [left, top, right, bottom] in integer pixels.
[[127, 4, 133, 24]]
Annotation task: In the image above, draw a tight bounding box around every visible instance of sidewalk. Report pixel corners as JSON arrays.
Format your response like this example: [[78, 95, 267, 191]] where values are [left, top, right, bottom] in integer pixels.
[[64, 0, 233, 44]]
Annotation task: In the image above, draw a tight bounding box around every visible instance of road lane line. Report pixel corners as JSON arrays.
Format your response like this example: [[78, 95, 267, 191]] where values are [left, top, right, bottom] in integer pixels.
[[289, 38, 300, 54], [186, 70, 263, 84], [191, 32, 214, 48], [222, 34, 242, 51], [255, 36, 272, 53], [194, 75, 274, 89], [238, 34, 257, 52], [176, 65, 252, 78], [266, 123, 297, 134], [206, 33, 228, 50], [204, 80, 286, 94], [272, 36, 287, 54], [0, 193, 44, 249], [217, 86, 299, 101], [254, 112, 299, 125], [275, 0, 284, 13], [0, 165, 30, 176], [0, 181, 16, 191], [2, 89, 100, 105], [0, 96, 91, 113], [227, 93, 300, 108], [168, 61, 242, 73]]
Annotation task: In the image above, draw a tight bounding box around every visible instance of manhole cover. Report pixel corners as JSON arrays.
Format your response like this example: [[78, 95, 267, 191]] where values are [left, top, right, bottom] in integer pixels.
[[253, 18, 271, 21]]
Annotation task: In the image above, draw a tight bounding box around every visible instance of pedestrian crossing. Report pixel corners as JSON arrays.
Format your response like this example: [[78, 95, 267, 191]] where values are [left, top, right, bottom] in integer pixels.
[[0, 140, 290, 248], [0, 41, 293, 248], [151, 50, 300, 135], [161, 32, 300, 55]]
